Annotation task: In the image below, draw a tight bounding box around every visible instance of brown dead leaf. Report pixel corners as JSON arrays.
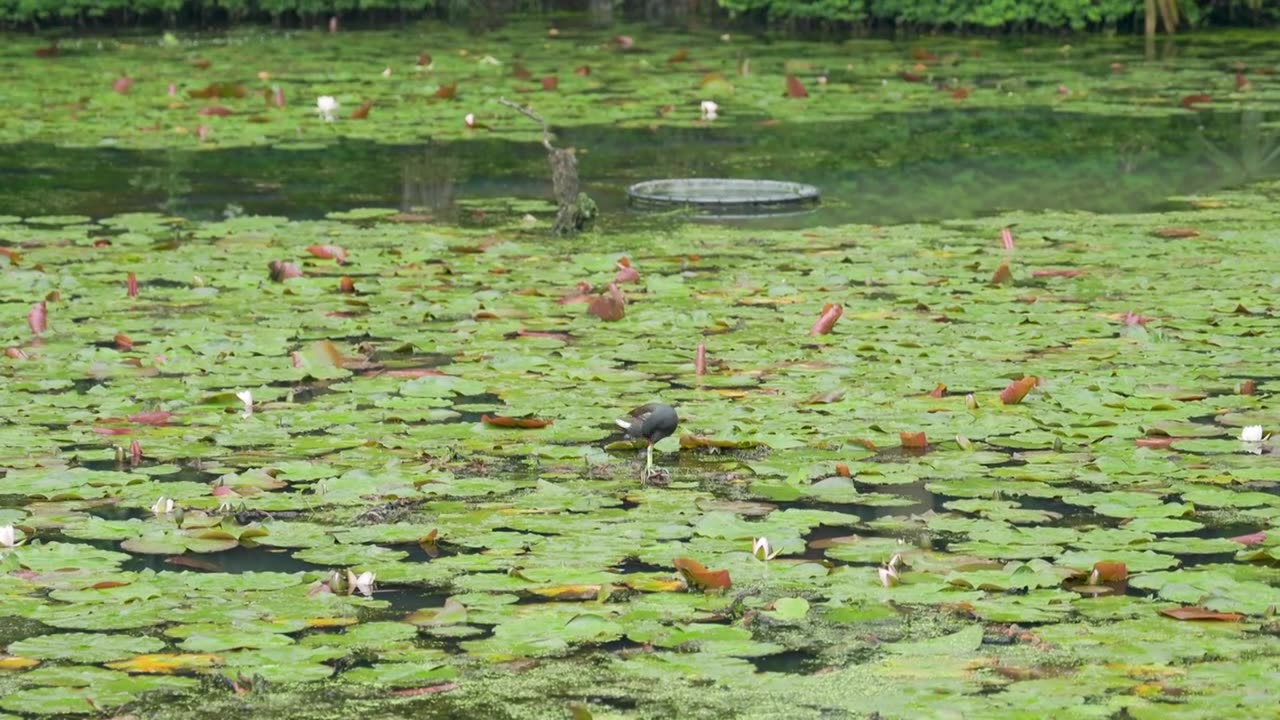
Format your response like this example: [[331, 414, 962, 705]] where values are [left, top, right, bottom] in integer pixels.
[[999, 376, 1038, 405], [808, 303, 842, 335], [306, 245, 347, 263], [990, 261, 1013, 285], [673, 557, 731, 591], [1092, 561, 1127, 583], [1159, 607, 1243, 622], [784, 74, 808, 98], [188, 83, 246, 99], [1152, 227, 1200, 238], [587, 284, 625, 321], [1179, 93, 1212, 109], [899, 431, 927, 449]]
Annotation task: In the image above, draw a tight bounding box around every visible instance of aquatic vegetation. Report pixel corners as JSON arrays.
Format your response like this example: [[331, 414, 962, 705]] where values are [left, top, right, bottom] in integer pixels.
[[0, 19, 1279, 720], [0, 176, 1276, 716], [1, 21, 1278, 153]]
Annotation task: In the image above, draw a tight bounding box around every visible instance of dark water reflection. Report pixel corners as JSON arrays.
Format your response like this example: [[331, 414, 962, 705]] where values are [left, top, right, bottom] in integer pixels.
[[2, 108, 1278, 226]]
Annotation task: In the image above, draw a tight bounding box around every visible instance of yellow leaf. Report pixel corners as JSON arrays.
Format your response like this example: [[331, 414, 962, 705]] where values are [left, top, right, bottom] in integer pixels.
[[623, 576, 686, 593], [106, 653, 221, 674], [528, 584, 610, 601], [0, 656, 41, 671]]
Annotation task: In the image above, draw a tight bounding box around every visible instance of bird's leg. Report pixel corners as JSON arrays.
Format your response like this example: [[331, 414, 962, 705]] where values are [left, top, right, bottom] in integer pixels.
[[642, 442, 670, 485]]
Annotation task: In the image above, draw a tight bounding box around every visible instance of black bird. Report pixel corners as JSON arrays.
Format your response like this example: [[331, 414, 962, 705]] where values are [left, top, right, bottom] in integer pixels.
[[615, 403, 679, 477]]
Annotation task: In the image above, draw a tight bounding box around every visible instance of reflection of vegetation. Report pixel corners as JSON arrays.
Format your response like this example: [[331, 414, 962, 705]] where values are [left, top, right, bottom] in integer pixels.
[[1198, 110, 1280, 182], [401, 147, 460, 218], [127, 149, 194, 215]]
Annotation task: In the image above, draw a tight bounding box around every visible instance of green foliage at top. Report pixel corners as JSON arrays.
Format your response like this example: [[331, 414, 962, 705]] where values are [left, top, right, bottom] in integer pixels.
[[0, 0, 1276, 29], [715, 0, 1273, 29], [720, 0, 1135, 28], [0, 0, 453, 25]]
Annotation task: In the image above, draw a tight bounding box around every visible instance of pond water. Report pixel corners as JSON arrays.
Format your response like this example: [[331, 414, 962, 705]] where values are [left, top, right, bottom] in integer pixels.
[[0, 20, 1279, 720], [3, 108, 1277, 226]]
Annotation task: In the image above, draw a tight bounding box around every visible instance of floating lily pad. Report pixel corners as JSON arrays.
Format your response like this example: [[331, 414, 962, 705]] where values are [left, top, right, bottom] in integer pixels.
[[6, 633, 166, 664]]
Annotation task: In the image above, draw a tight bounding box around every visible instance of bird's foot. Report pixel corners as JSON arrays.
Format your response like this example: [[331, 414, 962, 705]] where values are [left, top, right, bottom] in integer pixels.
[[642, 466, 671, 486]]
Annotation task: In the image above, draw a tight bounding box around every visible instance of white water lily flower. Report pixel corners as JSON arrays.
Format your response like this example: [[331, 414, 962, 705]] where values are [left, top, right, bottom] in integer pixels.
[[878, 565, 899, 588], [316, 95, 338, 122], [1241, 425, 1265, 443], [464, 113, 476, 129], [347, 569, 376, 596], [152, 496, 175, 515], [878, 554, 903, 587], [236, 390, 253, 419], [700, 100, 718, 121], [0, 525, 16, 548], [752, 537, 781, 561], [479, 55, 501, 65]]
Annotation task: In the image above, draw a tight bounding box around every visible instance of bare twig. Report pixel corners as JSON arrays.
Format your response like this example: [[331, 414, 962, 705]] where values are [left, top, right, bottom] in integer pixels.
[[498, 97, 554, 152]]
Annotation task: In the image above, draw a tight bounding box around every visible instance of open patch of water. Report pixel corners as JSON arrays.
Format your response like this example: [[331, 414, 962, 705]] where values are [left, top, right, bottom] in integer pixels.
[[4, 109, 1278, 227]]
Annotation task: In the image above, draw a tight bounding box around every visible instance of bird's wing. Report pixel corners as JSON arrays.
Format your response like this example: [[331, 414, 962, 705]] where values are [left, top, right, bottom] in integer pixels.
[[617, 404, 663, 438]]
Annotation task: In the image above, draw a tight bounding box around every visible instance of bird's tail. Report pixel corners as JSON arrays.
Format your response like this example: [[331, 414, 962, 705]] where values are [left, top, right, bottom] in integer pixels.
[[615, 418, 632, 430]]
